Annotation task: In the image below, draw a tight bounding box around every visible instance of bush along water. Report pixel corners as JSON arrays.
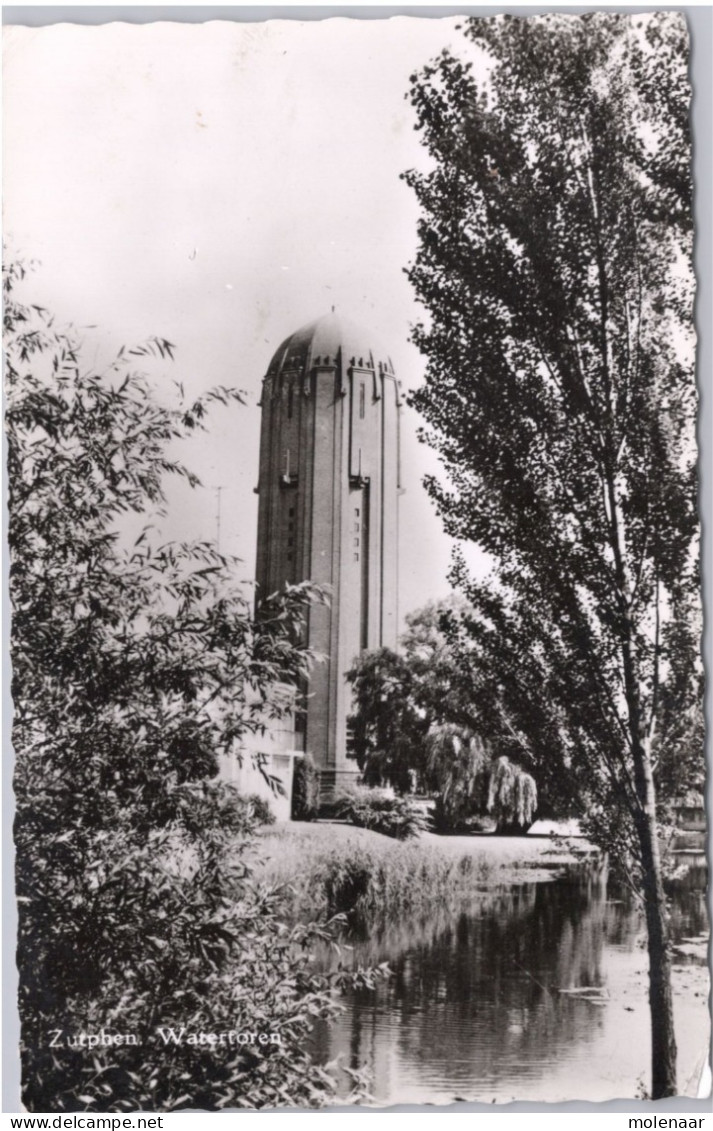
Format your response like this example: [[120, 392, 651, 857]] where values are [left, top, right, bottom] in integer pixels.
[[318, 840, 491, 922], [28, 806, 382, 1111], [7, 267, 374, 1111], [334, 786, 429, 840], [256, 825, 498, 926]]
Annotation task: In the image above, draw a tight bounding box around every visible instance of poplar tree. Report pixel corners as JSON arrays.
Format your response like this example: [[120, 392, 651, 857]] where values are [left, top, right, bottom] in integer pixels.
[[403, 12, 697, 1098]]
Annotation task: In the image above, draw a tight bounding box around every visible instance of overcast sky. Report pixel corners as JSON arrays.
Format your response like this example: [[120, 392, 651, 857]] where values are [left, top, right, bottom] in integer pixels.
[[4, 16, 493, 624]]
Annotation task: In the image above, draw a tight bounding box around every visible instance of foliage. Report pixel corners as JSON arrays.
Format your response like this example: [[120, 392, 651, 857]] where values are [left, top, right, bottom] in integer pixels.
[[345, 648, 428, 792], [291, 752, 321, 822], [334, 786, 429, 841], [256, 823, 501, 924], [403, 11, 696, 1096], [404, 11, 698, 842], [420, 599, 576, 820], [6, 260, 365, 1111], [347, 601, 546, 828], [346, 598, 493, 795], [425, 726, 537, 833], [245, 793, 277, 827], [426, 723, 490, 832], [221, 789, 277, 828], [397, 595, 479, 729], [487, 757, 538, 836], [24, 825, 371, 1112]]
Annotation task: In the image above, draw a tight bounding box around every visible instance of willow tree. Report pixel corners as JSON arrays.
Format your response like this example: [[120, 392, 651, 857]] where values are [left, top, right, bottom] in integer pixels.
[[403, 13, 697, 1099]]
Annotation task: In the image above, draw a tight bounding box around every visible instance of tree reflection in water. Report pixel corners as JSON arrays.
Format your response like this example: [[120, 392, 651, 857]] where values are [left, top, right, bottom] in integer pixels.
[[310, 862, 707, 1104]]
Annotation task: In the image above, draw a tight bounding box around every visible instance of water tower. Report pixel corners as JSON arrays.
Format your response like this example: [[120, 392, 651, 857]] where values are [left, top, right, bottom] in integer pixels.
[[255, 312, 402, 791]]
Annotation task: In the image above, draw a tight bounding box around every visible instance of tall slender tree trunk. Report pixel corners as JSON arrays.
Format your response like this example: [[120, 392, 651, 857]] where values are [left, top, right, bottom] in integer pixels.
[[634, 754, 678, 1098], [613, 509, 677, 1097]]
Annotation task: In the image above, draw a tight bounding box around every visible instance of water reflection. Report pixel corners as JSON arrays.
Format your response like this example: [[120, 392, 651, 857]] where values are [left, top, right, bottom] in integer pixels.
[[667, 862, 709, 947], [312, 858, 709, 1104]]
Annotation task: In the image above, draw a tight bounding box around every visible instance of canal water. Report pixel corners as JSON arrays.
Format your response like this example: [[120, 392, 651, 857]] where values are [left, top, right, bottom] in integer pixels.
[[311, 858, 709, 1105]]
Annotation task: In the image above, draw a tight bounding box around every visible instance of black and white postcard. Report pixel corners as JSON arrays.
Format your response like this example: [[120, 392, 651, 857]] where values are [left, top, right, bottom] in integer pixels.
[[4, 9, 709, 1112]]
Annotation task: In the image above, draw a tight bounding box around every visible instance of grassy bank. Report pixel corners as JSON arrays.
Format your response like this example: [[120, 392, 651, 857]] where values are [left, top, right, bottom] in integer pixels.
[[250, 821, 593, 923]]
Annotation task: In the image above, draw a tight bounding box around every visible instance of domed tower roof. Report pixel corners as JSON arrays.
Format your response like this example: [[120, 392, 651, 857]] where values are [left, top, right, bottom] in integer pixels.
[[266, 311, 396, 377]]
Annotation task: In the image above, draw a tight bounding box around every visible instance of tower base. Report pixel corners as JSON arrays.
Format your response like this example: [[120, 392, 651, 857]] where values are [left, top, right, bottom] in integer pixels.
[[318, 767, 361, 803]]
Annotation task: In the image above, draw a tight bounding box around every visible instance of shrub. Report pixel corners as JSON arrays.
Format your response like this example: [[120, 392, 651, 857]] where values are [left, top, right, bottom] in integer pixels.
[[291, 753, 320, 821], [246, 793, 276, 826], [6, 265, 363, 1111], [23, 809, 368, 1111], [334, 786, 428, 840], [322, 856, 374, 916], [218, 788, 276, 830]]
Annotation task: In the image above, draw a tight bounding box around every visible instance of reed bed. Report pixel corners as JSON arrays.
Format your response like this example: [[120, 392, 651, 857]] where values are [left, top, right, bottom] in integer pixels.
[[249, 821, 568, 923]]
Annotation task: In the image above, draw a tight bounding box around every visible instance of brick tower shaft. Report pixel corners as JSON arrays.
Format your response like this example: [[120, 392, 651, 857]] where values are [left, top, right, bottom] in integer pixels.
[[255, 312, 401, 783]]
